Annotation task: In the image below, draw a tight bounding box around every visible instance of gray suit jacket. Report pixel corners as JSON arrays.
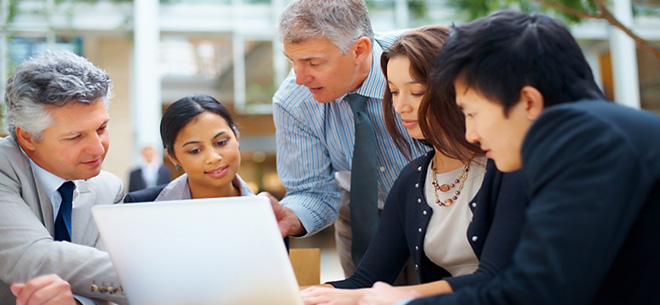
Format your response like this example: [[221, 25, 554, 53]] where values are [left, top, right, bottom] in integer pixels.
[[0, 136, 127, 304]]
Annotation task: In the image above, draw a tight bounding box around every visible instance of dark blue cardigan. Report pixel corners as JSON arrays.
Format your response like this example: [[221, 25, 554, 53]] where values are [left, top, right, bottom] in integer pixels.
[[330, 151, 527, 291]]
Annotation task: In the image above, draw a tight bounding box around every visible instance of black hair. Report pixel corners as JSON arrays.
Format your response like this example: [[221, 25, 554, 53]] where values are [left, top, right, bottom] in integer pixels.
[[431, 10, 604, 116], [160, 94, 237, 158]]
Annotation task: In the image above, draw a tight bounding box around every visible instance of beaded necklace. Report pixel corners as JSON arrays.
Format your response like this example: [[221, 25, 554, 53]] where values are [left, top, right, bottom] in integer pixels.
[[430, 161, 470, 207]]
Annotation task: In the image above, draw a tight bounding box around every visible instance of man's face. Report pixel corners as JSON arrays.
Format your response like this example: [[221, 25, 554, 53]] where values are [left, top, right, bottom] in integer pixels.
[[455, 80, 533, 172], [19, 100, 110, 180], [284, 38, 361, 103]]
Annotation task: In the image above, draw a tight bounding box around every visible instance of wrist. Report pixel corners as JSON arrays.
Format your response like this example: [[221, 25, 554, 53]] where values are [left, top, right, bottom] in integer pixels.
[[287, 209, 306, 236]]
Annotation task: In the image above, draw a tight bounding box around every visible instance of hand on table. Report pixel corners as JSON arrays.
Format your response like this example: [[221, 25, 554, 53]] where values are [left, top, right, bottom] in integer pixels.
[[10, 274, 78, 305], [301, 285, 364, 305], [358, 282, 421, 305]]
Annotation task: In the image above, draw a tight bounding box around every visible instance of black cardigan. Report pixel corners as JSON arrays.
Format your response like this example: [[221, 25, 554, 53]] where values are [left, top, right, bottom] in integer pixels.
[[330, 151, 527, 291]]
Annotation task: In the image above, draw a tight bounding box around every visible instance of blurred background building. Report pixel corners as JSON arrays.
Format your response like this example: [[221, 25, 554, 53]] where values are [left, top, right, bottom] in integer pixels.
[[1, 0, 659, 281]]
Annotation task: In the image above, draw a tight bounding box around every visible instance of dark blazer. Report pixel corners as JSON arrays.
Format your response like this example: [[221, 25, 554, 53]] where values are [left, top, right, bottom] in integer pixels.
[[127, 166, 171, 192], [123, 184, 167, 203], [411, 100, 660, 305], [330, 151, 528, 291]]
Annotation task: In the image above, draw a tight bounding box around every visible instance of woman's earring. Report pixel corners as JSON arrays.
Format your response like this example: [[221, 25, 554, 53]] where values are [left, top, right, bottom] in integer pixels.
[[175, 165, 181, 171]]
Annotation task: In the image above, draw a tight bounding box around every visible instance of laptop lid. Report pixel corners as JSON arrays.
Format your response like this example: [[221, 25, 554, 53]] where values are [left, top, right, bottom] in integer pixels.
[[92, 196, 303, 305]]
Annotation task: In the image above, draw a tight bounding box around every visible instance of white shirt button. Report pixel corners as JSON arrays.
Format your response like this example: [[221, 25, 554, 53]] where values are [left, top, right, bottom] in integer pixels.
[[415, 183, 419, 188], [423, 210, 427, 216], [417, 166, 422, 172], [472, 235, 478, 242], [418, 228, 422, 233], [417, 198, 421, 203], [471, 202, 477, 208]]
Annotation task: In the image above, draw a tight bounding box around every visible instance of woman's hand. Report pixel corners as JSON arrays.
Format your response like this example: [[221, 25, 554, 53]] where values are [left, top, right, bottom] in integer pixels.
[[300, 285, 365, 305], [10, 274, 78, 305], [358, 282, 421, 305]]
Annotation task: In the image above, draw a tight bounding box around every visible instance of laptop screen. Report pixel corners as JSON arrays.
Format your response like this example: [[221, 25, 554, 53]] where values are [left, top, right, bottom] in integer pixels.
[[92, 196, 303, 305]]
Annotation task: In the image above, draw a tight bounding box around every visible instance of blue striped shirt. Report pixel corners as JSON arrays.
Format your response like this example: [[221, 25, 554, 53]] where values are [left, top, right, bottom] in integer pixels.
[[273, 33, 428, 236]]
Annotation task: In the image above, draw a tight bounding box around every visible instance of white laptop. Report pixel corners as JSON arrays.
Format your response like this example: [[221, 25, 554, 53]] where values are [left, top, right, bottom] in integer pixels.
[[92, 196, 304, 305]]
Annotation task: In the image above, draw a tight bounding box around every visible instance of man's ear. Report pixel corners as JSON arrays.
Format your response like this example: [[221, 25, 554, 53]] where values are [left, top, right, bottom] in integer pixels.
[[15, 127, 37, 151], [352, 36, 371, 63], [520, 86, 544, 121]]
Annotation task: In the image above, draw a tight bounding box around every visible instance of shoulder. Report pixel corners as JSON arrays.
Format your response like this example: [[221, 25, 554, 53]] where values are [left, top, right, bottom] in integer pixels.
[[529, 100, 640, 140], [0, 138, 33, 198], [527, 100, 660, 183], [81, 171, 124, 203], [157, 166, 171, 178], [540, 99, 660, 133], [374, 31, 404, 49], [397, 151, 433, 181], [124, 184, 167, 203], [524, 100, 658, 167], [0, 136, 24, 166], [86, 171, 123, 191]]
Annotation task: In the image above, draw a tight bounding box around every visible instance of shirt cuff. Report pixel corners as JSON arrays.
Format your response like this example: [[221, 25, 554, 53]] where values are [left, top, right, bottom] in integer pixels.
[[285, 204, 315, 237], [74, 294, 96, 305]]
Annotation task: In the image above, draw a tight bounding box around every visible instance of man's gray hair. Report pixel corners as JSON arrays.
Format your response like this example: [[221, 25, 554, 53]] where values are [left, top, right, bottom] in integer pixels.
[[279, 0, 374, 54], [4, 49, 113, 139]]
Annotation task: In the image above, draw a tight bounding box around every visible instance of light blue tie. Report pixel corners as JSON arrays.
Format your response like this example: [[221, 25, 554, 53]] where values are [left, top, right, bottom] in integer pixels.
[[55, 181, 75, 242], [346, 93, 379, 267]]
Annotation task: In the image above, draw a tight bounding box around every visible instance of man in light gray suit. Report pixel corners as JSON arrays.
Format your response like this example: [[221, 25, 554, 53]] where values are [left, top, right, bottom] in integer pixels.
[[0, 50, 126, 305]]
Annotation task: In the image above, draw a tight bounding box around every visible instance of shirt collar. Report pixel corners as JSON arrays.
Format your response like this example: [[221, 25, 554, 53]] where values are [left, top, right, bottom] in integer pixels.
[[156, 173, 254, 201], [354, 40, 386, 100]]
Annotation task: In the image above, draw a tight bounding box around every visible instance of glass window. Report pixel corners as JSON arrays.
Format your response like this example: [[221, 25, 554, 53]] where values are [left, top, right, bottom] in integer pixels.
[[161, 36, 233, 78], [8, 36, 81, 73], [244, 39, 275, 113]]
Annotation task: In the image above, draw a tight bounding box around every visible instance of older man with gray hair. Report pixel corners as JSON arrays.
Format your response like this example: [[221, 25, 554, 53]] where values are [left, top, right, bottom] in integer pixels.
[[0, 50, 126, 305], [265, 0, 425, 283]]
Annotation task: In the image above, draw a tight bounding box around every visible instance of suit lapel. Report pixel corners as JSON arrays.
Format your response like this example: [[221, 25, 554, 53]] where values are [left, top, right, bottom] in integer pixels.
[[72, 180, 96, 245], [25, 156, 56, 234]]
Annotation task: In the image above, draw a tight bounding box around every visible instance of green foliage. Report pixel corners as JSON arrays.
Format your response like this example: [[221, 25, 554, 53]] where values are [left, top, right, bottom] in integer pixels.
[[633, 1, 660, 17], [447, 0, 575, 22], [7, 0, 19, 23], [247, 83, 276, 105], [365, 0, 430, 20], [448, 0, 657, 24], [365, 0, 394, 11], [408, 0, 429, 19]]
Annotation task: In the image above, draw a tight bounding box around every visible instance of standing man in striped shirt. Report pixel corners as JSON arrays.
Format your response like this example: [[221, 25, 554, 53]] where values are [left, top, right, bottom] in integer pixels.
[[264, 0, 426, 281]]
